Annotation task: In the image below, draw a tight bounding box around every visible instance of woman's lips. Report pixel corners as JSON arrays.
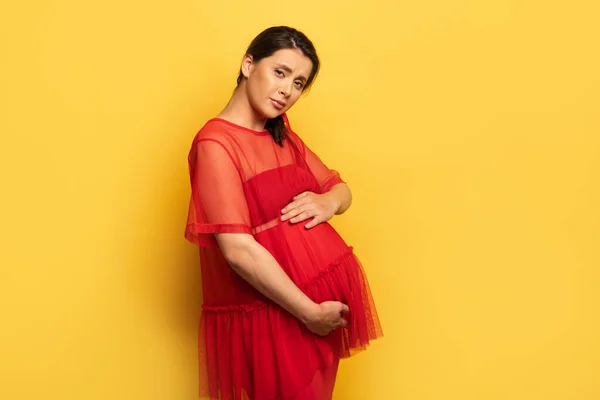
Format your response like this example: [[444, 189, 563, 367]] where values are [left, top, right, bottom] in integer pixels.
[[270, 98, 286, 109]]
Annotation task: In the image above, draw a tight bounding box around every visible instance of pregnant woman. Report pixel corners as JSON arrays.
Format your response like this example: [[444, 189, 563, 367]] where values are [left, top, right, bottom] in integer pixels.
[[185, 25, 383, 400]]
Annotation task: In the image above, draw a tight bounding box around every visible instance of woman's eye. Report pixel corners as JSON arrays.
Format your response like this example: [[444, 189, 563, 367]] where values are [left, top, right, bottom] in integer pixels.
[[294, 81, 304, 89], [275, 70, 284, 77]]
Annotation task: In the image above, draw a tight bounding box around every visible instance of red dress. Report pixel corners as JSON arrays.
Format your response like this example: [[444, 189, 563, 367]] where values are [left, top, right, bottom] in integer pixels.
[[185, 114, 383, 400]]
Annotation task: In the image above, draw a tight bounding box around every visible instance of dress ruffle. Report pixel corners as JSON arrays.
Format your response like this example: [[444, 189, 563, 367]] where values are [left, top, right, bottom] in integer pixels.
[[199, 247, 383, 400]]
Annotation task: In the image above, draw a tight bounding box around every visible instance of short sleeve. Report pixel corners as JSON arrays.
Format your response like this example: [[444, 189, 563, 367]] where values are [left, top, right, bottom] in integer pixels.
[[185, 138, 252, 248], [302, 142, 345, 193], [282, 113, 345, 193]]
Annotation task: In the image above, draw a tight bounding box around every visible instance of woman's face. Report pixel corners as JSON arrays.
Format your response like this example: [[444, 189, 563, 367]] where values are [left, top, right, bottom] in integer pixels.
[[241, 48, 313, 119]]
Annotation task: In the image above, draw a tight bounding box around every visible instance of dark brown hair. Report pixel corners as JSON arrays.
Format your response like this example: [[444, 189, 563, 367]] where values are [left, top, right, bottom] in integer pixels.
[[236, 26, 320, 146]]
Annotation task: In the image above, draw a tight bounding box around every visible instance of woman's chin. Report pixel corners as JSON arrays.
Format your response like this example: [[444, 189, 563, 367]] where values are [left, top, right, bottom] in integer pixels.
[[258, 108, 283, 120]]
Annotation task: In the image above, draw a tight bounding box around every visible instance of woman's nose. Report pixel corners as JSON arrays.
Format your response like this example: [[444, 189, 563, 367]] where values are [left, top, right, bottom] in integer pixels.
[[279, 84, 291, 97]]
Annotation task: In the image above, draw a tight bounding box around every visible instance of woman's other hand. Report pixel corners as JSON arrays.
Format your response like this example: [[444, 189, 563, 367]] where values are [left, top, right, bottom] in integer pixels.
[[304, 301, 349, 336], [281, 191, 339, 229]]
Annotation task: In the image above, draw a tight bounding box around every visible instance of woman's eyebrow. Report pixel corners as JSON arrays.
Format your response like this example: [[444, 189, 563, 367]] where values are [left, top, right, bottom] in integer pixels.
[[276, 63, 307, 82]]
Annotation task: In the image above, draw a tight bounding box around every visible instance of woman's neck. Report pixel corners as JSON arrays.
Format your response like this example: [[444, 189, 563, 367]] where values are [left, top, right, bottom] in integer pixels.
[[217, 85, 267, 132]]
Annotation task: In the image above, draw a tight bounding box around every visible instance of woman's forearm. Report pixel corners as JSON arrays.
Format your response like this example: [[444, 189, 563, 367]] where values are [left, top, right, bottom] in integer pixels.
[[324, 183, 352, 215], [215, 233, 319, 323]]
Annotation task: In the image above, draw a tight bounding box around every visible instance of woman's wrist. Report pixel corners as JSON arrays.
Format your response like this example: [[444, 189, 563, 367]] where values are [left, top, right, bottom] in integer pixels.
[[298, 301, 321, 325], [322, 183, 351, 215], [322, 191, 342, 215]]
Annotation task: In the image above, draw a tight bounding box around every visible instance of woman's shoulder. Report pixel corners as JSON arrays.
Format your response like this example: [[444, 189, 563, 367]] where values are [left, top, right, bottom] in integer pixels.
[[190, 119, 245, 153], [194, 118, 233, 141]]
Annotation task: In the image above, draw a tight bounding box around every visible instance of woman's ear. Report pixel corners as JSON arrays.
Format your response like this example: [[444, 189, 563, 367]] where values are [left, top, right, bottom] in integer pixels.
[[240, 54, 254, 79]]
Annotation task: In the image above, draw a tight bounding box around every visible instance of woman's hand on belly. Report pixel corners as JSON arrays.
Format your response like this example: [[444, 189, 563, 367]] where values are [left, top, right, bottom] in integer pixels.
[[305, 301, 350, 336], [280, 191, 338, 229]]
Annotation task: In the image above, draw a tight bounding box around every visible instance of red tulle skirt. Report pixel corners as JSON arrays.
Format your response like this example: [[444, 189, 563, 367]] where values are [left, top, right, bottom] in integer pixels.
[[197, 220, 383, 400]]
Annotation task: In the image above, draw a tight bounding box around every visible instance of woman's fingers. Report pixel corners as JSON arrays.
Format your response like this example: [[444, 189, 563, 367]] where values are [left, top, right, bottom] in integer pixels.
[[304, 217, 321, 229], [290, 211, 314, 224], [281, 193, 333, 230], [293, 191, 311, 200], [306, 301, 350, 336], [332, 303, 349, 330], [281, 203, 313, 221], [281, 194, 313, 215], [337, 303, 349, 328]]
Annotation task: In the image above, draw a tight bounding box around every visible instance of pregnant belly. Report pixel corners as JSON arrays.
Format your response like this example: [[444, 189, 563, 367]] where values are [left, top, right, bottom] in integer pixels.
[[253, 217, 351, 287]]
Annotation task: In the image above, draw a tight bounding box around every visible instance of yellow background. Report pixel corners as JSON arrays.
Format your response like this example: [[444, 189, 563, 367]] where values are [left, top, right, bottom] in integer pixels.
[[1, 0, 599, 399]]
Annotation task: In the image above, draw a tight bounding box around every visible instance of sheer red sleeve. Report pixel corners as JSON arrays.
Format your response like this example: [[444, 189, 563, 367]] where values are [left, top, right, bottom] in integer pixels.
[[302, 140, 345, 193], [185, 138, 252, 248], [283, 114, 345, 193]]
